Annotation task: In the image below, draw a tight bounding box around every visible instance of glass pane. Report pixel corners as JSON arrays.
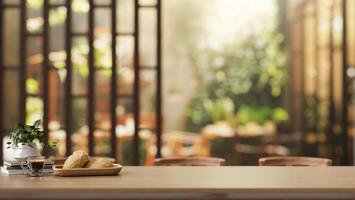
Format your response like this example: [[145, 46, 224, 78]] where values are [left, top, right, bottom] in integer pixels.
[[139, 9, 157, 66], [117, 36, 134, 67], [140, 71, 156, 130], [27, 37, 43, 95], [26, 97, 43, 125], [72, 37, 88, 95], [95, 9, 111, 31], [72, 0, 89, 33], [95, 40, 112, 69], [27, 36, 43, 58], [116, 99, 133, 125], [94, 129, 110, 155], [139, 0, 156, 5], [94, 0, 110, 5], [48, 69, 66, 128], [46, 47, 68, 153], [27, 0, 43, 34], [95, 9, 112, 69], [117, 67, 133, 96], [72, 99, 88, 152], [72, 98, 88, 133], [116, 98, 133, 165], [117, 36, 134, 95], [49, 7, 67, 52], [117, 135, 133, 165], [117, 0, 133, 33], [72, 71, 88, 96], [4, 0, 20, 4], [50, 6, 66, 81], [3, 71, 19, 130], [49, 129, 66, 156], [95, 70, 111, 130], [3, 9, 20, 67], [27, 0, 44, 9], [140, 71, 156, 165], [50, 0, 65, 4]]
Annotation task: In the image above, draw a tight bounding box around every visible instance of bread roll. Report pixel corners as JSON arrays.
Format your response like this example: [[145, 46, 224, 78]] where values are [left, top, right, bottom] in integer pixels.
[[85, 158, 113, 168], [63, 151, 89, 169]]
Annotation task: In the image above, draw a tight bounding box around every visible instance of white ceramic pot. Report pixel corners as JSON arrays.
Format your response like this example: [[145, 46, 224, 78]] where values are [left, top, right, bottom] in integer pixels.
[[13, 143, 41, 161]]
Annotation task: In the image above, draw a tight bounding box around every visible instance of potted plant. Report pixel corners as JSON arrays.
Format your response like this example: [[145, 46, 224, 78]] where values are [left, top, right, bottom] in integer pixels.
[[6, 120, 54, 161]]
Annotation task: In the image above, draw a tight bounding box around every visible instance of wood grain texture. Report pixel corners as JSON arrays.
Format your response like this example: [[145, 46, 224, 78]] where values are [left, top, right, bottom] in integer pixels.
[[1, 166, 355, 199], [53, 164, 122, 176]]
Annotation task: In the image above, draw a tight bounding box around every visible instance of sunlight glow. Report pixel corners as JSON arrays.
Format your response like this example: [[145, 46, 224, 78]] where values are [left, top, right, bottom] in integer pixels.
[[205, 0, 276, 45]]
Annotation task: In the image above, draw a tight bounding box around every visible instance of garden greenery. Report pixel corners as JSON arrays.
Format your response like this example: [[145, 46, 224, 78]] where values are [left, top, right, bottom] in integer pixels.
[[186, 2, 288, 131]]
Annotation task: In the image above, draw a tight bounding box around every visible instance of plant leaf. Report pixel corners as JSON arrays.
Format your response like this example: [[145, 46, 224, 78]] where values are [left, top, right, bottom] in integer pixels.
[[9, 119, 48, 147], [33, 120, 41, 128]]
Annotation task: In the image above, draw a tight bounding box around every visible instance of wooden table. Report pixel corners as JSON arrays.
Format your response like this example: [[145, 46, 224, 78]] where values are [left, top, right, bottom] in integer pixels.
[[1, 166, 355, 199]]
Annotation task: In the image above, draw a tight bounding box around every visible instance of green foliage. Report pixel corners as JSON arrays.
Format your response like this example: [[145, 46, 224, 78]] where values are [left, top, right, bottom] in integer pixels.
[[49, 7, 67, 26], [27, 3, 67, 33], [7, 120, 56, 149], [73, 0, 90, 13], [26, 79, 39, 94], [121, 139, 146, 165], [272, 107, 289, 123], [50, 51, 66, 69], [186, 92, 212, 131], [236, 106, 288, 125], [202, 97, 238, 126], [27, 0, 43, 9], [26, 97, 43, 125], [72, 41, 89, 77], [186, 7, 288, 131]]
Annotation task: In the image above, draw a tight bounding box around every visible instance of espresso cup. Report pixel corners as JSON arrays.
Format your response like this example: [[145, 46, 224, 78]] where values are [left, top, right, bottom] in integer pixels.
[[26, 156, 45, 177]]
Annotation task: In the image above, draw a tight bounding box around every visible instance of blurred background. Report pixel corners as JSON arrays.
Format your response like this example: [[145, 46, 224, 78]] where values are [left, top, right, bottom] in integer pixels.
[[1, 0, 355, 165]]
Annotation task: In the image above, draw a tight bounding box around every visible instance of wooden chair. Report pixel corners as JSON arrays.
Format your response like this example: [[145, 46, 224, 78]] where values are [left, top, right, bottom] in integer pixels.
[[259, 156, 332, 166], [154, 157, 226, 166]]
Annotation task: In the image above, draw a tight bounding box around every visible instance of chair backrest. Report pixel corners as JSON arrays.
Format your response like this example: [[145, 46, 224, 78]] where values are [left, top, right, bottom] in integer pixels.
[[154, 157, 226, 166], [259, 156, 332, 166]]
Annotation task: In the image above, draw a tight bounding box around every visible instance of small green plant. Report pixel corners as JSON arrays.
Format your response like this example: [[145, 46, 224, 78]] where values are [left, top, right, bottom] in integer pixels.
[[203, 97, 236, 123], [6, 120, 56, 149]]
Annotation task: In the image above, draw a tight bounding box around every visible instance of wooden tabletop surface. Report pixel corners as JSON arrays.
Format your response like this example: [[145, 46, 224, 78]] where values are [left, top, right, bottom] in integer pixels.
[[1, 166, 355, 199]]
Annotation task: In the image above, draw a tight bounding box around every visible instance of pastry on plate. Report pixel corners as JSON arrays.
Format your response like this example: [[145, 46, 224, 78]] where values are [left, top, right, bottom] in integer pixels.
[[63, 151, 90, 169], [85, 158, 113, 168]]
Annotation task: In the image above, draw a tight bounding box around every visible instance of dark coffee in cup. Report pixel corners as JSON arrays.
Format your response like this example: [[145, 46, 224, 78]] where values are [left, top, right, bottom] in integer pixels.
[[26, 156, 45, 177], [29, 160, 45, 171]]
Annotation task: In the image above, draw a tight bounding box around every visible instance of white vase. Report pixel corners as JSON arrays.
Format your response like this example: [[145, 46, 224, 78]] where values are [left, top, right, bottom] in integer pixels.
[[13, 143, 41, 161]]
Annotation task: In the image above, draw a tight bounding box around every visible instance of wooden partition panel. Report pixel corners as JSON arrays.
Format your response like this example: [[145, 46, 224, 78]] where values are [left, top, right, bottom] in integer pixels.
[[289, 0, 350, 165], [0, 0, 162, 165]]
